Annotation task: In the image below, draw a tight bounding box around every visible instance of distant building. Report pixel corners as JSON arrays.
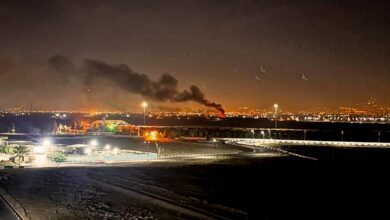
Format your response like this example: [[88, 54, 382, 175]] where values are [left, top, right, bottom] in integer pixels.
[[88, 120, 137, 134]]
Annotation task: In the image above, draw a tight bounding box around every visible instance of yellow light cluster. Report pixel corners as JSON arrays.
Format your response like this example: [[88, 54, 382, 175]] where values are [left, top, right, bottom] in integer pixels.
[[144, 130, 158, 141]]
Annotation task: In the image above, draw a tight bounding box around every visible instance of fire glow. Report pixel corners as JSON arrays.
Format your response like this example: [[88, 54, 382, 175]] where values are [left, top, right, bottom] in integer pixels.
[[144, 130, 158, 141]]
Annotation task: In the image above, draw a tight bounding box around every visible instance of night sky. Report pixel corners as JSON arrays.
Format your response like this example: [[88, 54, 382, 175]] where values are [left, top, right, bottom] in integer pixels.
[[0, 0, 389, 112]]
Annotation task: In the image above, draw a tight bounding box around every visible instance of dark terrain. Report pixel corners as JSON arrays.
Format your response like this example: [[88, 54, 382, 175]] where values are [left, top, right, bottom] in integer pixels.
[[1, 147, 390, 219]]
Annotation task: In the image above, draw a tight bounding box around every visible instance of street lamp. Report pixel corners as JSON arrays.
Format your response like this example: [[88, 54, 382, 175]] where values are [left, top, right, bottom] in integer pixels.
[[273, 104, 279, 129], [42, 138, 52, 147], [213, 138, 217, 154], [89, 139, 98, 146], [142, 102, 148, 125]]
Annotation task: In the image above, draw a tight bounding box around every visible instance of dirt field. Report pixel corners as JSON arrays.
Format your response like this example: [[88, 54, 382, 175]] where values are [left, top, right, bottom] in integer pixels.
[[2, 145, 390, 219], [0, 152, 280, 220]]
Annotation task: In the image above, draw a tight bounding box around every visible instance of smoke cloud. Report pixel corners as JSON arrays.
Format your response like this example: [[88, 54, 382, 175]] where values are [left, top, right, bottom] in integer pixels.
[[0, 57, 13, 75], [174, 86, 225, 114], [48, 55, 225, 114], [48, 55, 76, 83]]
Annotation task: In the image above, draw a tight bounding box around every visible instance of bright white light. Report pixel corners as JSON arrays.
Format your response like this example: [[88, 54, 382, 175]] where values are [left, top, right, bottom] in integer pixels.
[[84, 147, 92, 155], [34, 154, 47, 167], [55, 113, 60, 117], [33, 146, 47, 154], [89, 139, 98, 146], [42, 138, 52, 147], [274, 104, 279, 109], [112, 147, 119, 154], [142, 102, 148, 108], [62, 114, 67, 117], [126, 114, 130, 117], [104, 144, 111, 150]]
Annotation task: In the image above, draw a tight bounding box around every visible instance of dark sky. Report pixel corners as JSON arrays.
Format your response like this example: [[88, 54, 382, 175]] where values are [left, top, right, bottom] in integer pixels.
[[0, 0, 389, 112]]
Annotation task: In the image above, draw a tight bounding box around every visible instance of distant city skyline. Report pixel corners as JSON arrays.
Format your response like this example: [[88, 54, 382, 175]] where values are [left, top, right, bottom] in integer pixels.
[[1, 97, 389, 116], [1, 0, 390, 111]]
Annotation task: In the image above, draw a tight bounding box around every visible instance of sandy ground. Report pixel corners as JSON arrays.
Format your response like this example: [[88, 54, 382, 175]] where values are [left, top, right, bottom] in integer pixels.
[[0, 141, 261, 220], [0, 154, 278, 220], [1, 168, 186, 219], [3, 148, 390, 219], [54, 137, 241, 156], [7, 144, 390, 219]]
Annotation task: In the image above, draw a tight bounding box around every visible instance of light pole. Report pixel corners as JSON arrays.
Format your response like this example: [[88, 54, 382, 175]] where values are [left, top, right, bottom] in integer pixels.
[[250, 129, 255, 139], [213, 138, 217, 154], [261, 130, 265, 139], [273, 104, 279, 129], [142, 102, 148, 126]]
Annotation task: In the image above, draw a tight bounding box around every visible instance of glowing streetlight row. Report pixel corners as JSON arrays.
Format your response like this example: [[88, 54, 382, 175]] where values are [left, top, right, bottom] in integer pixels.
[[84, 140, 120, 155]]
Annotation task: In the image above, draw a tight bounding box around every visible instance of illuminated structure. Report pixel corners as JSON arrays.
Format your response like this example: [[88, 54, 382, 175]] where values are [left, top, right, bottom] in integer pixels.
[[89, 120, 137, 134], [144, 130, 158, 142], [90, 120, 128, 129], [273, 104, 279, 128], [142, 102, 148, 125]]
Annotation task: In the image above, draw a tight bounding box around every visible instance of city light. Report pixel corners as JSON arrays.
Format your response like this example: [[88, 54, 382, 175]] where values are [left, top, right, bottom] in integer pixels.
[[89, 139, 98, 146], [34, 154, 47, 167], [142, 102, 148, 125], [33, 146, 48, 154], [84, 147, 92, 155], [274, 103, 279, 129], [112, 147, 119, 154], [107, 124, 116, 132], [104, 144, 111, 150], [42, 138, 52, 147], [145, 130, 158, 141]]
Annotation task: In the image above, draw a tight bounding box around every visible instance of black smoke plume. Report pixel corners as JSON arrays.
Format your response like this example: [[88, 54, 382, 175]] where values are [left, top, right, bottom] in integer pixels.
[[174, 86, 225, 114], [0, 57, 13, 75], [48, 55, 225, 114], [48, 55, 75, 83]]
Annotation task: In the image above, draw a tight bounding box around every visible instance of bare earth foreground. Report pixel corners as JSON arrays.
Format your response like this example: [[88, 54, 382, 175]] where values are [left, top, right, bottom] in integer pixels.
[[1, 145, 390, 219], [0, 153, 281, 220]]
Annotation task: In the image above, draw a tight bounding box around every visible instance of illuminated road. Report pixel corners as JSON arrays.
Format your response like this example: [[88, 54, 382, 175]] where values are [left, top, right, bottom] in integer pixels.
[[222, 138, 390, 149]]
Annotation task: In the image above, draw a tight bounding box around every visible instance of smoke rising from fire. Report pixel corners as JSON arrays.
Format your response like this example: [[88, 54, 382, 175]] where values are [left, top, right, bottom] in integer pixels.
[[174, 86, 225, 114], [49, 55, 225, 114], [48, 55, 76, 84], [0, 57, 13, 75]]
